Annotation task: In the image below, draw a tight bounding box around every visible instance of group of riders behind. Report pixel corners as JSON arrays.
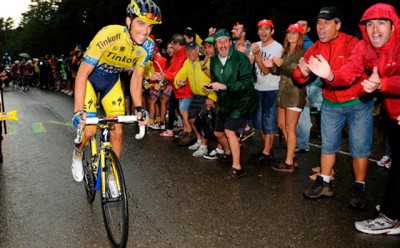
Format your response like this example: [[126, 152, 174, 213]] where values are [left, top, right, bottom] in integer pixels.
[[0, 48, 84, 94]]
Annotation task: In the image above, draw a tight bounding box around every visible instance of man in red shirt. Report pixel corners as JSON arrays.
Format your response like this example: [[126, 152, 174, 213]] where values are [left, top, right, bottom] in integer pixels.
[[293, 7, 373, 209]]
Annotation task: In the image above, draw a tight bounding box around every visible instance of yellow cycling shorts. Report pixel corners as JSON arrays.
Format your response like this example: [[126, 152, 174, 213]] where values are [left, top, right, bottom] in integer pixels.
[[84, 71, 125, 117]]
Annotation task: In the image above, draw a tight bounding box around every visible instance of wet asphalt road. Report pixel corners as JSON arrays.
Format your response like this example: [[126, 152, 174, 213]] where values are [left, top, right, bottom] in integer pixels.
[[0, 87, 398, 248]]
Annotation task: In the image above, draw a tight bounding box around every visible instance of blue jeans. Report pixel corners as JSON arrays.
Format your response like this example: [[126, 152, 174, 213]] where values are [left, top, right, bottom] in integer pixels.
[[179, 97, 193, 111], [296, 104, 312, 150], [321, 98, 374, 158], [255, 90, 277, 134]]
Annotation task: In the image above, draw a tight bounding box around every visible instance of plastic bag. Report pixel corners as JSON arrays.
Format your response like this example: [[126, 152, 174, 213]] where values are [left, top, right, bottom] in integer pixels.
[[194, 109, 216, 139]]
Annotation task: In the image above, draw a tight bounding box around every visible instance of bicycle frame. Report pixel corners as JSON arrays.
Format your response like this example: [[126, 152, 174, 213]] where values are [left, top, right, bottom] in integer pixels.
[[88, 124, 122, 199], [76, 115, 145, 195]]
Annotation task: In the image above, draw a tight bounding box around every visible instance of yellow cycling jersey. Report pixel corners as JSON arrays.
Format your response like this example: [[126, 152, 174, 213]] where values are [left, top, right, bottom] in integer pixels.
[[83, 25, 155, 75]]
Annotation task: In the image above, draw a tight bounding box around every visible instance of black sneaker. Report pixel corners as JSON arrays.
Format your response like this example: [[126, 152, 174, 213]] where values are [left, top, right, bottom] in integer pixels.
[[349, 182, 366, 209], [303, 175, 334, 199], [295, 147, 309, 153], [217, 153, 232, 163], [239, 128, 256, 142], [271, 161, 295, 173], [224, 167, 246, 179], [255, 150, 274, 165]]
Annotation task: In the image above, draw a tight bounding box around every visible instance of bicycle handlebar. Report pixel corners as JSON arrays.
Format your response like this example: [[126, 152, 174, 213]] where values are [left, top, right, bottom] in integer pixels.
[[74, 115, 145, 144]]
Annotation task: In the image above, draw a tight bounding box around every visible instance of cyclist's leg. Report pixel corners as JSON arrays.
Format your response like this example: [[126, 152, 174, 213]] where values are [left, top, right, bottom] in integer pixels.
[[72, 80, 98, 182], [102, 79, 125, 158], [76, 80, 98, 151]]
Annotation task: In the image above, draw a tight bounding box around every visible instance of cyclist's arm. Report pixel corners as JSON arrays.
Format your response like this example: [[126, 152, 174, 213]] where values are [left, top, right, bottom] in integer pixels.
[[74, 61, 95, 112], [130, 68, 145, 109]]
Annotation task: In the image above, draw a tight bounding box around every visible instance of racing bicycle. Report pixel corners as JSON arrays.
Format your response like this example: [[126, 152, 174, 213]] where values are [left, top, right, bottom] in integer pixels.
[[75, 115, 145, 247]]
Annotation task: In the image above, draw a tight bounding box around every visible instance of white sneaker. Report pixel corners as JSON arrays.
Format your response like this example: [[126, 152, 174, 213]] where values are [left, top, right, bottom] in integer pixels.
[[71, 150, 84, 182], [149, 123, 160, 130], [355, 213, 400, 235], [159, 123, 166, 130], [188, 140, 201, 151], [377, 155, 390, 167], [174, 117, 183, 128], [193, 146, 208, 157]]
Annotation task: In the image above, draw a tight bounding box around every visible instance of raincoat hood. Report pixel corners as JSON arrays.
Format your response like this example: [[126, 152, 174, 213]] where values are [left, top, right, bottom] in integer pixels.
[[359, 3, 400, 50]]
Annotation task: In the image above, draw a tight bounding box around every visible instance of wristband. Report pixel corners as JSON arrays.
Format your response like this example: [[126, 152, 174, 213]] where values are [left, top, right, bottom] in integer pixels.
[[135, 106, 143, 113], [73, 110, 86, 115]]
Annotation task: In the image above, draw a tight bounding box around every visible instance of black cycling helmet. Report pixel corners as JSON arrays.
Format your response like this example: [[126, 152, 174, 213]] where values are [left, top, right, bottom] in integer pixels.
[[126, 0, 162, 25]]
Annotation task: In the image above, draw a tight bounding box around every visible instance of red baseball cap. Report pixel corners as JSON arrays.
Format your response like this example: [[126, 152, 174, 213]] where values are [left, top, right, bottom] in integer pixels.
[[257, 19, 274, 28], [287, 23, 304, 34]]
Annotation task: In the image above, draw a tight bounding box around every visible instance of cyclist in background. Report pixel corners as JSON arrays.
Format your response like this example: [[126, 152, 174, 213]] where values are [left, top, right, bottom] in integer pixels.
[[71, 0, 161, 182]]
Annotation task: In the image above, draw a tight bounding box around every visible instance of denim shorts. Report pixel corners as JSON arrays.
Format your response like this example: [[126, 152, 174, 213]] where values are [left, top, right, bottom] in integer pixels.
[[255, 90, 277, 134], [179, 97, 193, 112], [321, 98, 374, 158]]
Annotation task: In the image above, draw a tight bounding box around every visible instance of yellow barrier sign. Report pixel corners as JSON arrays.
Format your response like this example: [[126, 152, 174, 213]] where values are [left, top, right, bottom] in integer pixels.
[[0, 110, 18, 121]]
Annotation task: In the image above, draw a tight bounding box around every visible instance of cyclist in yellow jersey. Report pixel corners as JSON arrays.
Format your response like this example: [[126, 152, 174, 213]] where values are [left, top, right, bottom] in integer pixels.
[[71, 0, 162, 182]]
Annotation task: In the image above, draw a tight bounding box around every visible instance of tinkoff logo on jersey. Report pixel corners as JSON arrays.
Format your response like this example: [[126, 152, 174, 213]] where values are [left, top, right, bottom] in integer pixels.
[[96, 33, 121, 49], [105, 51, 135, 64]]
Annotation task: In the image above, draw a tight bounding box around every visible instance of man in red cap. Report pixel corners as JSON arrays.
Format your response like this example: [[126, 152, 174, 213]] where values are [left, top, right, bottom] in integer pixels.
[[250, 19, 283, 165]]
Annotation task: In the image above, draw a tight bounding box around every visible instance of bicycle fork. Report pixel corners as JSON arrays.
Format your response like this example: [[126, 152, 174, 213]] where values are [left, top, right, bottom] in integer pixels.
[[100, 143, 122, 199]]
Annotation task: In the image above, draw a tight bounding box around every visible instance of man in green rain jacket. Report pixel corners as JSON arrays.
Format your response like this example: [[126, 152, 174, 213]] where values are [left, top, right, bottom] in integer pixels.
[[208, 28, 256, 179]]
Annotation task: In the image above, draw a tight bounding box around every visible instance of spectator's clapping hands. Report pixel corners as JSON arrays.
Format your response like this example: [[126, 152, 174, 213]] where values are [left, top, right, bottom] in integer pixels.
[[208, 27, 216, 37], [298, 57, 311, 77], [262, 58, 274, 68], [250, 43, 260, 55], [307, 54, 333, 80]]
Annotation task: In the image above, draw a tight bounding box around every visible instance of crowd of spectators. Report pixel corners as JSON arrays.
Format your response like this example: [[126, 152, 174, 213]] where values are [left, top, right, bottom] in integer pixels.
[[0, 46, 85, 95], [131, 3, 400, 235]]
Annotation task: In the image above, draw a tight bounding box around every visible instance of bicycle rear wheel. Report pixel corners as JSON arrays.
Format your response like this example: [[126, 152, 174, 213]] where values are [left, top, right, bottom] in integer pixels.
[[101, 148, 129, 247], [83, 142, 96, 203]]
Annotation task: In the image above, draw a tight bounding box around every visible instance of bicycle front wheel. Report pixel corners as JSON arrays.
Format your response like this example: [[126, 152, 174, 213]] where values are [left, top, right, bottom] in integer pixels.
[[101, 148, 129, 247]]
